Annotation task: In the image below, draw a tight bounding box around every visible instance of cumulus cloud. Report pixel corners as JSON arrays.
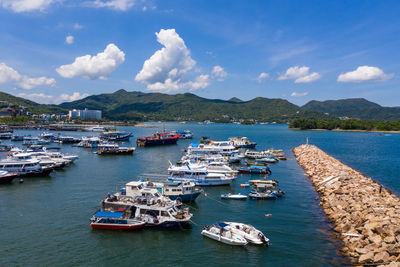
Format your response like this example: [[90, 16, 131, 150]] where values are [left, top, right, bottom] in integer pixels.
[[18, 92, 89, 104], [290, 91, 309, 97], [337, 66, 393, 83], [136, 29, 212, 92], [256, 72, 269, 83], [65, 35, 74, 44], [19, 76, 56, 90], [91, 0, 136, 11], [56, 43, 125, 80], [0, 62, 56, 89], [0, 62, 21, 83], [278, 66, 321, 83], [0, 0, 54, 13], [211, 65, 227, 82]]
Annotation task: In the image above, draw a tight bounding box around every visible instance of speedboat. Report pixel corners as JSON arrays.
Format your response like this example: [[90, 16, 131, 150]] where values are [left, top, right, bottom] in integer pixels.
[[222, 222, 269, 245], [201, 222, 248, 246], [90, 211, 145, 230], [248, 191, 277, 200], [221, 193, 247, 200]]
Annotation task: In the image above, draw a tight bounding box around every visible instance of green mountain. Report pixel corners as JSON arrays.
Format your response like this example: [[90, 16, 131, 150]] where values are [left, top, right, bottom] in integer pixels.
[[59, 89, 302, 122], [301, 98, 400, 121], [0, 92, 66, 114]]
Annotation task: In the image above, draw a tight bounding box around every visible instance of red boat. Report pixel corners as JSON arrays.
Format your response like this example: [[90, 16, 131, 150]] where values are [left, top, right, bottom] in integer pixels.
[[136, 132, 181, 147], [90, 211, 145, 230]]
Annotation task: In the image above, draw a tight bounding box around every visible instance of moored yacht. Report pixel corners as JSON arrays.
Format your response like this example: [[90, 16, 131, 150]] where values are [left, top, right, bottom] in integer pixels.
[[168, 164, 235, 186]]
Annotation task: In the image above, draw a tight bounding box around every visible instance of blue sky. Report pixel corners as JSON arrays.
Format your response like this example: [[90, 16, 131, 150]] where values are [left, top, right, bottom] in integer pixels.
[[0, 0, 399, 106]]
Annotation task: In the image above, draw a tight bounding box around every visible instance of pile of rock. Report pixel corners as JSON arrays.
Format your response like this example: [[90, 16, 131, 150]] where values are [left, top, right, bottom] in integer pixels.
[[293, 144, 400, 266]]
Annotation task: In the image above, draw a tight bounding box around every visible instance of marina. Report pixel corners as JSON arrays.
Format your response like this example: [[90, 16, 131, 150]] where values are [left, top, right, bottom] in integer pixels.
[[1, 122, 399, 266]]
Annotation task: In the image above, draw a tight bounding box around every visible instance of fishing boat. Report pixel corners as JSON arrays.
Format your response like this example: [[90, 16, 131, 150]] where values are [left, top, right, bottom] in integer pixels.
[[220, 193, 247, 200], [201, 222, 248, 246], [222, 222, 269, 245], [136, 132, 181, 147], [238, 165, 272, 175], [95, 144, 135, 155], [168, 164, 235, 186], [248, 191, 277, 200], [0, 170, 19, 184], [90, 211, 145, 230], [100, 131, 132, 141], [77, 136, 101, 148], [229, 137, 257, 149]]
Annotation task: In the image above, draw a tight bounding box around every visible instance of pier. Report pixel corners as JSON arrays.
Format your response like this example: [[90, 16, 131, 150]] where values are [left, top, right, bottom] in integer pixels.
[[293, 144, 400, 265]]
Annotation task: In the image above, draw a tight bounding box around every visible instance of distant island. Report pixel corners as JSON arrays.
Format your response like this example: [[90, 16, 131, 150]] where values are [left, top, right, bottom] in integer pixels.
[[1, 89, 400, 123], [289, 118, 400, 132]]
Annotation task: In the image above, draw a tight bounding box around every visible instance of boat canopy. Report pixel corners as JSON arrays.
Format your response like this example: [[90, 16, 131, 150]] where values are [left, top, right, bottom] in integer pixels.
[[94, 211, 124, 218], [216, 222, 229, 228]]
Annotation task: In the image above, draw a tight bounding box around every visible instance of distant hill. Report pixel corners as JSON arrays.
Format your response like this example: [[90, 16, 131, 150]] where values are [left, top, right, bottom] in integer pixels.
[[0, 92, 66, 114], [301, 98, 400, 121], [1, 89, 398, 122], [59, 89, 303, 122]]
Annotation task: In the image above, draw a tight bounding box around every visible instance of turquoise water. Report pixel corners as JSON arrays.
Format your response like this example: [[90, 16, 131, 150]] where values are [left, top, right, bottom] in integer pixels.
[[1, 123, 399, 266]]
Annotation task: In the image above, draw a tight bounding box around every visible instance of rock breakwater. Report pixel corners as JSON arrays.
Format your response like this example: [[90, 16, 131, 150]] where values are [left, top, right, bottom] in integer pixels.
[[293, 145, 400, 266]]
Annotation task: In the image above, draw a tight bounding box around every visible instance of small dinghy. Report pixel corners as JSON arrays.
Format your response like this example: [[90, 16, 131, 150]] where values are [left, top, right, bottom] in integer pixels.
[[223, 222, 269, 245], [202, 222, 248, 246], [221, 193, 247, 200]]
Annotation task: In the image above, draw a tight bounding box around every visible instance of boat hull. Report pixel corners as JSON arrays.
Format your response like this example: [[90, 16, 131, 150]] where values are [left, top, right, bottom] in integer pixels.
[[0, 174, 18, 184], [167, 191, 202, 202], [90, 223, 144, 230], [201, 230, 247, 246]]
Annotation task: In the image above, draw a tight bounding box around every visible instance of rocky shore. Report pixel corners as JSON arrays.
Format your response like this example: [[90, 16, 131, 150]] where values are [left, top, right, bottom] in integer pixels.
[[293, 145, 400, 266]]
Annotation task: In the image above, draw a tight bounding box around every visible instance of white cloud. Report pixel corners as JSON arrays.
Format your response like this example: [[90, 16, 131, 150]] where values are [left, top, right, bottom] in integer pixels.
[[0, 62, 56, 90], [65, 35, 74, 44], [56, 43, 125, 80], [295, 72, 321, 83], [291, 91, 309, 97], [91, 0, 136, 11], [278, 66, 321, 83], [0, 0, 54, 13], [337, 66, 393, 83], [73, 23, 83, 29], [0, 62, 21, 83], [136, 28, 211, 93], [19, 76, 56, 90], [59, 92, 89, 102], [256, 72, 269, 83], [17, 92, 89, 104], [211, 65, 227, 81]]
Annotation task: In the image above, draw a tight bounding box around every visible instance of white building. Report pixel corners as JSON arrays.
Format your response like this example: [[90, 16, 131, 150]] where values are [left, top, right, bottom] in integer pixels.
[[69, 108, 102, 120]]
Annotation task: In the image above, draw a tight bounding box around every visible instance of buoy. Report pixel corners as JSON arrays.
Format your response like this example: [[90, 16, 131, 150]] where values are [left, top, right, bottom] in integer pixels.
[[19, 179, 24, 183], [265, 214, 272, 217]]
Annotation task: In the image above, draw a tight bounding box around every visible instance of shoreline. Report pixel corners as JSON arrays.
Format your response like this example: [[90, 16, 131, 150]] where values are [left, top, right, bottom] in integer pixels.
[[290, 128, 400, 134], [293, 145, 400, 265]]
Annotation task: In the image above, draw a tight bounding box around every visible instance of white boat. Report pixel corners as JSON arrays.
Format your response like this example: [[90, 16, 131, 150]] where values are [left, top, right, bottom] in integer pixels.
[[223, 222, 269, 245], [221, 193, 247, 200], [84, 126, 106, 132], [201, 223, 248, 246], [168, 164, 235, 186], [103, 184, 193, 228], [229, 137, 257, 148], [77, 137, 101, 148], [0, 158, 52, 176], [182, 161, 238, 177]]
